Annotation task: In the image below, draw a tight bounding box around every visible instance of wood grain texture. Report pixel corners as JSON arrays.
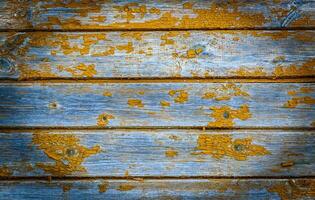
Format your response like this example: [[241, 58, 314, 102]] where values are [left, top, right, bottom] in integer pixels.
[[1, 0, 315, 30], [0, 31, 315, 79], [0, 130, 314, 177], [0, 179, 315, 200], [0, 82, 314, 127]]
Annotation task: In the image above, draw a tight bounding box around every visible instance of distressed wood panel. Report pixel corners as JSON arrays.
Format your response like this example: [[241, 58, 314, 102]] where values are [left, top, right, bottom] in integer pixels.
[[0, 179, 315, 200], [1, 31, 315, 79], [0, 130, 314, 177], [1, 0, 315, 30], [0, 82, 314, 127]]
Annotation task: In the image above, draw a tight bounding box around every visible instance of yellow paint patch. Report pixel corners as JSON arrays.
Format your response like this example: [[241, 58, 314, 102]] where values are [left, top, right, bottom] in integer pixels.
[[160, 100, 170, 107], [165, 149, 178, 158], [92, 46, 116, 57], [149, 7, 161, 14], [183, 2, 193, 9], [32, 131, 101, 176], [229, 67, 267, 77], [0, 165, 12, 177], [62, 184, 72, 192], [116, 42, 134, 53], [90, 16, 106, 22], [117, 184, 136, 191], [268, 180, 315, 200], [97, 113, 115, 127], [195, 134, 270, 161], [284, 87, 315, 108], [202, 83, 249, 101], [18, 64, 57, 80], [98, 181, 109, 193], [207, 104, 251, 127], [169, 90, 189, 103], [57, 63, 97, 78], [273, 58, 315, 77], [120, 32, 143, 41], [37, 2, 267, 30], [185, 48, 203, 59], [284, 97, 315, 108], [128, 99, 144, 108], [103, 91, 112, 97]]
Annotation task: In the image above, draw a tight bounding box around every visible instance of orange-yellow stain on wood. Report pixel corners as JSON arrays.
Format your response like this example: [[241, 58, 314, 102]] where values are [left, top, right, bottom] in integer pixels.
[[90, 16, 106, 23], [160, 32, 180, 46], [160, 100, 170, 107], [169, 90, 189, 103], [185, 48, 203, 59], [165, 149, 178, 158], [268, 180, 315, 200], [92, 46, 115, 57], [149, 7, 161, 14], [116, 42, 134, 53], [183, 2, 194, 9], [284, 87, 315, 108], [195, 134, 270, 161], [38, 2, 267, 30], [98, 181, 109, 193], [284, 96, 315, 108], [117, 184, 136, 191], [128, 99, 144, 108], [103, 91, 112, 97], [208, 104, 251, 127], [0, 165, 12, 177], [229, 67, 267, 77], [32, 131, 101, 176], [202, 83, 249, 101], [273, 58, 315, 77], [18, 64, 57, 80], [62, 184, 72, 192], [97, 113, 114, 127], [120, 32, 143, 41], [114, 3, 148, 22], [57, 63, 97, 78], [281, 160, 295, 168]]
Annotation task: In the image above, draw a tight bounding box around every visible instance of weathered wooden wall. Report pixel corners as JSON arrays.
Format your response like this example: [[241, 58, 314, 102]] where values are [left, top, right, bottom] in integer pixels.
[[0, 0, 314, 199]]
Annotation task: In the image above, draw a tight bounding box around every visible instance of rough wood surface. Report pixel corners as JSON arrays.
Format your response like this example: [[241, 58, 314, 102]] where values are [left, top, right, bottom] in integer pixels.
[[0, 82, 314, 127], [0, 31, 315, 79], [0, 130, 314, 177], [0, 179, 315, 200], [1, 0, 315, 30]]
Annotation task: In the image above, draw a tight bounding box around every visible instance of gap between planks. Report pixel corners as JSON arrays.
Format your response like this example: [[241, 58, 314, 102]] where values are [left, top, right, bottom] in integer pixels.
[[0, 127, 315, 132], [1, 77, 315, 83], [1, 27, 315, 32], [1, 176, 315, 182]]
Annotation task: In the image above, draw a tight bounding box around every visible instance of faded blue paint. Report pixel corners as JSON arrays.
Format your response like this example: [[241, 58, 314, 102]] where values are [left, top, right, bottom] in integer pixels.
[[0, 83, 313, 127], [0, 130, 314, 177], [1, 31, 315, 79]]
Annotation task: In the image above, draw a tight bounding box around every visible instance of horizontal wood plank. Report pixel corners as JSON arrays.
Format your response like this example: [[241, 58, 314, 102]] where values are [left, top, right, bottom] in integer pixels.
[[1, 1, 315, 30], [0, 179, 315, 200], [0, 130, 314, 177], [0, 82, 314, 127], [0, 31, 315, 79]]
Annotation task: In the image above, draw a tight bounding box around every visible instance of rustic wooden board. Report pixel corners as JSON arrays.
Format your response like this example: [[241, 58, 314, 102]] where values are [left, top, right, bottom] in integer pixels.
[[0, 31, 315, 79], [0, 82, 314, 127], [1, 0, 315, 30], [0, 179, 315, 200], [0, 130, 314, 177]]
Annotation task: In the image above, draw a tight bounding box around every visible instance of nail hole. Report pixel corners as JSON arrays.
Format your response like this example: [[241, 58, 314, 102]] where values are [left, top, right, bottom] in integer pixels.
[[48, 102, 58, 109], [66, 148, 77, 157], [223, 111, 230, 119], [234, 144, 245, 151]]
